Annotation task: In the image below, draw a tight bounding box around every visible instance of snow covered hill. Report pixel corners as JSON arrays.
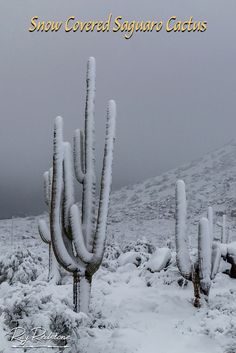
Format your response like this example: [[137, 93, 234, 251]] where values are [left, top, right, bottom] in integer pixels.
[[108, 140, 236, 246], [1, 141, 236, 353]]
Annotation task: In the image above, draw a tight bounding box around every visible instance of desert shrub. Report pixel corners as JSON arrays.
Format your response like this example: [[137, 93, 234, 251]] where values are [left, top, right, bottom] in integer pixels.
[[103, 242, 121, 262], [0, 248, 43, 285], [3, 282, 89, 350], [122, 238, 155, 255]]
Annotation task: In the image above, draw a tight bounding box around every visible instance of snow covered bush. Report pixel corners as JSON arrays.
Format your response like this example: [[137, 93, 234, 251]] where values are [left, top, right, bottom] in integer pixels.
[[111, 238, 156, 269], [175, 180, 221, 307], [102, 242, 121, 271], [122, 238, 155, 254], [0, 248, 43, 285], [48, 57, 116, 314], [118, 251, 144, 267], [50, 308, 88, 340], [144, 247, 171, 273], [3, 281, 89, 349]]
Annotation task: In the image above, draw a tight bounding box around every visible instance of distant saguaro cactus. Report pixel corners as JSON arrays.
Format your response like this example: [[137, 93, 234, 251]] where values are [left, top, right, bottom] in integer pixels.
[[217, 214, 229, 244], [38, 169, 61, 284], [175, 180, 221, 307], [50, 57, 116, 313]]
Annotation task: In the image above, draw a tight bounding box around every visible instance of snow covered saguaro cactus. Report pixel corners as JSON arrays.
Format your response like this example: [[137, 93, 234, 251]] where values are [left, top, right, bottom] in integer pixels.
[[175, 180, 192, 280], [218, 214, 229, 244], [50, 57, 116, 314], [222, 215, 227, 243], [175, 180, 221, 307], [207, 206, 214, 245], [38, 170, 61, 284]]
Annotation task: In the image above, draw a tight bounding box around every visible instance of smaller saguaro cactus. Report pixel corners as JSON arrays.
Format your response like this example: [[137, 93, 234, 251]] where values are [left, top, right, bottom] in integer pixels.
[[38, 170, 61, 284], [175, 180, 221, 307], [207, 206, 214, 244], [217, 214, 230, 244]]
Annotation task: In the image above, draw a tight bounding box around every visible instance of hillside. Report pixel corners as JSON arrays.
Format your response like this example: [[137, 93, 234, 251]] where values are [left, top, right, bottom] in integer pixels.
[[108, 140, 236, 246], [1, 141, 236, 251]]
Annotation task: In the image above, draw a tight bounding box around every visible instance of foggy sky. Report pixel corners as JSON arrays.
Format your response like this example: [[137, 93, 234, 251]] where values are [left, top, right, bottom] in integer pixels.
[[0, 0, 236, 219]]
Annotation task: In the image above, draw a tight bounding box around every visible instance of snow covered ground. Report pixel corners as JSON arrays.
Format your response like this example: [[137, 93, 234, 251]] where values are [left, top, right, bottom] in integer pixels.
[[1, 142, 236, 353]]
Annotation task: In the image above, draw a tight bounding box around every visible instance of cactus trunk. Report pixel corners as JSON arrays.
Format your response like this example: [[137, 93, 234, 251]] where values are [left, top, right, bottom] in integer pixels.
[[79, 275, 92, 314]]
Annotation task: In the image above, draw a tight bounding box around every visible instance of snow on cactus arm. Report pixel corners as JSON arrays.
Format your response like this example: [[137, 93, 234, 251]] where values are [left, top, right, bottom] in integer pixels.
[[74, 129, 85, 183], [211, 242, 221, 280], [222, 215, 227, 243], [207, 206, 214, 245], [43, 171, 50, 206], [198, 217, 211, 296], [38, 219, 51, 244], [63, 142, 75, 235], [70, 204, 93, 263], [83, 56, 96, 251], [93, 100, 116, 262], [145, 248, 171, 273], [50, 116, 78, 272], [175, 180, 192, 280]]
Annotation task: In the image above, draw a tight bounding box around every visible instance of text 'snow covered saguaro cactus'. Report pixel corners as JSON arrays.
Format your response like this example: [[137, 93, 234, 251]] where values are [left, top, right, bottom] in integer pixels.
[[50, 57, 116, 313], [175, 180, 221, 307], [38, 169, 61, 284]]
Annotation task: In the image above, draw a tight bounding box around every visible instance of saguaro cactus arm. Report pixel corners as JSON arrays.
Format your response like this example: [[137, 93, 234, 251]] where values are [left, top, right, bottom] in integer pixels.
[[70, 204, 93, 263], [207, 206, 214, 245], [63, 142, 75, 235], [50, 116, 79, 272], [221, 215, 229, 243], [211, 242, 221, 279], [43, 171, 50, 207], [175, 180, 192, 280], [93, 100, 116, 261], [83, 57, 97, 251], [198, 217, 211, 296], [74, 129, 85, 183], [38, 219, 51, 244]]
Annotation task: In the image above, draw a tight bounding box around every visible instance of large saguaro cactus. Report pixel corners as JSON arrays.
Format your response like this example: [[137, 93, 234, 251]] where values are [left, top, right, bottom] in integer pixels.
[[38, 170, 61, 284], [175, 180, 221, 307], [50, 56, 116, 313]]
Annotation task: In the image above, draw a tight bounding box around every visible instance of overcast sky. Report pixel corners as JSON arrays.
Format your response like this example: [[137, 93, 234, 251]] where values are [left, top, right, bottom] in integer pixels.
[[0, 0, 236, 219]]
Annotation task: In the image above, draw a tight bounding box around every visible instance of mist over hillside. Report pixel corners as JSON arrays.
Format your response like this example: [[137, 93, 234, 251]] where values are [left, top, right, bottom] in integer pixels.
[[1, 141, 236, 249]]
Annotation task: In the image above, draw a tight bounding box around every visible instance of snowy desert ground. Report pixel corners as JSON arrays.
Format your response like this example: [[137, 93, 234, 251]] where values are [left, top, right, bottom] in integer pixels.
[[1, 142, 236, 353]]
